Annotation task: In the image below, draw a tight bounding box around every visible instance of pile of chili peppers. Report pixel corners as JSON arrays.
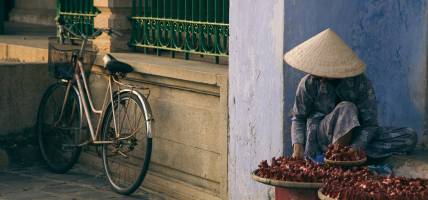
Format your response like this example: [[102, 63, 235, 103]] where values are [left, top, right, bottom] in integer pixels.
[[256, 157, 362, 183], [256, 156, 428, 199], [325, 144, 366, 161], [321, 173, 428, 199]]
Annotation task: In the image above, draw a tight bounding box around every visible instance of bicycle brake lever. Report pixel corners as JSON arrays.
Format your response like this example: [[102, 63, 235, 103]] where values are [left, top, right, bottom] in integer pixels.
[[109, 29, 123, 37]]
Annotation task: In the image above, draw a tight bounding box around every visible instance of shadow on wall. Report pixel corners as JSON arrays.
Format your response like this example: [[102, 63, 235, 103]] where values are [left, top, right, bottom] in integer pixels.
[[0, 62, 54, 167], [283, 0, 427, 154]]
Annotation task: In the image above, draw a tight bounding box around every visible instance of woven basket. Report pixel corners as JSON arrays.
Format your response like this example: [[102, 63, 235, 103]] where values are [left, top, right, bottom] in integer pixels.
[[324, 157, 367, 166], [48, 37, 98, 80], [250, 170, 322, 189]]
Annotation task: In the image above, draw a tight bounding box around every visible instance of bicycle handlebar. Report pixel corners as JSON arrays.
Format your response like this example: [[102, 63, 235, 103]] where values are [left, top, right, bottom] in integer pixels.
[[58, 24, 122, 42]]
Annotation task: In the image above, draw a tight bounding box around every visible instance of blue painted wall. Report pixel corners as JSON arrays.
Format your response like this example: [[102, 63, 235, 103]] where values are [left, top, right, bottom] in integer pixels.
[[284, 0, 427, 154]]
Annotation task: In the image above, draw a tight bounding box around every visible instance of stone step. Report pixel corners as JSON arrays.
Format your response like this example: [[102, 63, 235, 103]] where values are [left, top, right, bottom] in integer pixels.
[[0, 35, 48, 63], [3, 21, 56, 36], [0, 22, 52, 62]]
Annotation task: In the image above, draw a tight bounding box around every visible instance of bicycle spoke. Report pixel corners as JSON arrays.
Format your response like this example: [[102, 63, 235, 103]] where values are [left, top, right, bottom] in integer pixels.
[[118, 98, 131, 136], [50, 93, 61, 110], [132, 102, 139, 128], [38, 84, 81, 173], [122, 102, 134, 135], [134, 104, 144, 131]]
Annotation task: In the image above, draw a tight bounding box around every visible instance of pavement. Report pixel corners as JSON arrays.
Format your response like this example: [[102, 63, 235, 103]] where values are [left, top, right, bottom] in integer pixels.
[[0, 164, 165, 200], [384, 148, 428, 179]]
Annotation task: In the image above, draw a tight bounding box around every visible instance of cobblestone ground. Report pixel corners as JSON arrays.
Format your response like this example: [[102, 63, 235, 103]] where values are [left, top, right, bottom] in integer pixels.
[[0, 164, 164, 200]]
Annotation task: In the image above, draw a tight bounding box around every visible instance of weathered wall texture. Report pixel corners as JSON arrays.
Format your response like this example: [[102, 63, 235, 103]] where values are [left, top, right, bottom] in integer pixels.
[[0, 62, 53, 166], [284, 0, 427, 154], [2, 29, 229, 198], [0, 37, 53, 166], [0, 62, 50, 135], [82, 54, 229, 200], [229, 0, 284, 199]]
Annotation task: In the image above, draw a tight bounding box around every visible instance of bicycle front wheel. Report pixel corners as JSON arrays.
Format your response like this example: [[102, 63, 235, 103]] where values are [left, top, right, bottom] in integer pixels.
[[37, 83, 82, 173], [101, 91, 152, 195]]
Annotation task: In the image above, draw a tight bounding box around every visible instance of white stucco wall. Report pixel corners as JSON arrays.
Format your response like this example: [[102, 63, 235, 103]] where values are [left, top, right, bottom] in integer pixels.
[[228, 0, 285, 199]]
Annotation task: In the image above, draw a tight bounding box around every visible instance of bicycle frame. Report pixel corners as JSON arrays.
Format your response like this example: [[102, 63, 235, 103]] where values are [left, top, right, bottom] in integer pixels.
[[40, 24, 154, 195], [61, 57, 153, 146], [58, 59, 115, 145], [53, 26, 153, 147]]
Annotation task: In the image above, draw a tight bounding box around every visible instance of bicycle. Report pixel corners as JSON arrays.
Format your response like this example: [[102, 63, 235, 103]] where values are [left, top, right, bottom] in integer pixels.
[[37, 22, 153, 195]]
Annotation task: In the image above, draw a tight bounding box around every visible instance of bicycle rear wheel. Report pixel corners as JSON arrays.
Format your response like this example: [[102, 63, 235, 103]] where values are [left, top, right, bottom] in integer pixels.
[[101, 91, 152, 195], [37, 83, 82, 173]]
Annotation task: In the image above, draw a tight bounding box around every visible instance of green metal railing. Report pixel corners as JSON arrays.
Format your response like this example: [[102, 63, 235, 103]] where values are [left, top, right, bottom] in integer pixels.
[[56, 0, 99, 39], [130, 0, 229, 63]]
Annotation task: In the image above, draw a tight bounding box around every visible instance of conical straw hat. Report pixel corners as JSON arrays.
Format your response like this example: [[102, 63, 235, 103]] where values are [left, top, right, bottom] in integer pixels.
[[284, 28, 366, 78]]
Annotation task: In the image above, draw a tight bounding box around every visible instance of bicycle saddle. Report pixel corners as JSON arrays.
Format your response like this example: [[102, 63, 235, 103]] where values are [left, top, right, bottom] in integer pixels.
[[103, 54, 134, 74]]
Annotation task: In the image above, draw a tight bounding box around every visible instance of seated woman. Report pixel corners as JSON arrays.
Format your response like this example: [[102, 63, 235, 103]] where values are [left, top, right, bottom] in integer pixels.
[[284, 28, 417, 159]]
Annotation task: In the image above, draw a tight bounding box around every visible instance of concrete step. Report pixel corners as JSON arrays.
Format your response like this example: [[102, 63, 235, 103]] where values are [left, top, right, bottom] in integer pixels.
[[3, 21, 56, 36], [0, 35, 48, 62], [0, 21, 52, 62]]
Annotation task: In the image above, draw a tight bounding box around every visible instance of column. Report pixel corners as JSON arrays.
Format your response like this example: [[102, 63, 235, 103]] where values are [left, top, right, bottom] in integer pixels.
[[228, 0, 285, 199], [93, 0, 133, 53]]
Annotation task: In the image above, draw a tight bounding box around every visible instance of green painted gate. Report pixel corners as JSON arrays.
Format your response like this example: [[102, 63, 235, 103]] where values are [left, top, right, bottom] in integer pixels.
[[56, 0, 99, 39], [130, 0, 229, 63], [55, 0, 230, 63]]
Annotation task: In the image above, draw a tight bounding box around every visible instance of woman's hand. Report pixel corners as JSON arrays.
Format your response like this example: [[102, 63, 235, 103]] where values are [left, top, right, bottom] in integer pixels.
[[292, 144, 304, 159]]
